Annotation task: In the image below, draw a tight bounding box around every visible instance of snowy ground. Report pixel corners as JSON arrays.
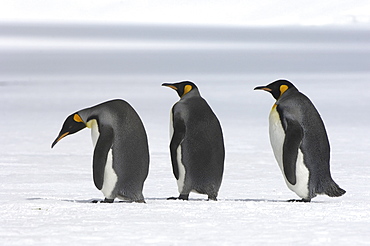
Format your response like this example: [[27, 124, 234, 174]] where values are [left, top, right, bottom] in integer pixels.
[[0, 24, 370, 245]]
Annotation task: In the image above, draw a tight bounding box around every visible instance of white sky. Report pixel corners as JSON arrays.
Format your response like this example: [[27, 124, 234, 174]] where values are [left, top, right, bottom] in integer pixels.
[[0, 0, 369, 26]]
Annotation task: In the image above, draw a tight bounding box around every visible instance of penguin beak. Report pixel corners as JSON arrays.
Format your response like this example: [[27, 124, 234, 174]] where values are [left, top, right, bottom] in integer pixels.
[[254, 86, 272, 92], [162, 83, 178, 90], [51, 132, 70, 148]]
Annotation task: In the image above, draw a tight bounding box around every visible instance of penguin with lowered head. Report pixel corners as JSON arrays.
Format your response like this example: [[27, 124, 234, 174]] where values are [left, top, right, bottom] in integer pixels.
[[52, 99, 149, 203]]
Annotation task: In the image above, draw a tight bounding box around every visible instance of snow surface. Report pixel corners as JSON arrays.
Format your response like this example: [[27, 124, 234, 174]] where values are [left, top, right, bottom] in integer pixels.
[[1, 24, 370, 245]]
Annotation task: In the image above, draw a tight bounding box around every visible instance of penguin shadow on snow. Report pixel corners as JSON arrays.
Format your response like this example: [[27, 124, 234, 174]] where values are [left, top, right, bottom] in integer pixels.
[[140, 198, 331, 204], [221, 198, 329, 203], [26, 197, 137, 203], [144, 197, 332, 203], [26, 197, 330, 204], [27, 197, 209, 203]]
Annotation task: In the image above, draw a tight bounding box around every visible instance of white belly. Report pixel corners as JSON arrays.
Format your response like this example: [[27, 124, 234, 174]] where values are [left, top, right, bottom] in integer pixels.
[[170, 110, 186, 193], [269, 105, 309, 199], [176, 145, 186, 193], [101, 149, 117, 199], [87, 119, 118, 199]]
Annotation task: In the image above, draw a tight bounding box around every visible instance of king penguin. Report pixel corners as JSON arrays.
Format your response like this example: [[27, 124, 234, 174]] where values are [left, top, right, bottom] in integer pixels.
[[254, 79, 346, 202], [51, 99, 149, 203], [162, 81, 225, 201]]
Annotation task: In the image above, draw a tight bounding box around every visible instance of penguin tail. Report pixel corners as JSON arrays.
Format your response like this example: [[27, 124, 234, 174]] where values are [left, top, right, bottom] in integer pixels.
[[325, 181, 346, 197]]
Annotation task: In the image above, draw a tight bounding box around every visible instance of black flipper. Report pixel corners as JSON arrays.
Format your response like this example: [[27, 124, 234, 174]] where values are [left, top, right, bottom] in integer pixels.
[[92, 125, 114, 190], [282, 118, 303, 185], [169, 110, 186, 180]]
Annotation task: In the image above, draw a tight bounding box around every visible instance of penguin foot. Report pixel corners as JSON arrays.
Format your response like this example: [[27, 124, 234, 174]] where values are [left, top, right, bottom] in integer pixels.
[[287, 198, 311, 203], [178, 194, 189, 200], [103, 198, 115, 203], [91, 198, 115, 203], [207, 196, 218, 201], [167, 194, 189, 200]]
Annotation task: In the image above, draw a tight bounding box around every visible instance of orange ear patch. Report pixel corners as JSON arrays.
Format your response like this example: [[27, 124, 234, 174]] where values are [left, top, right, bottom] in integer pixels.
[[73, 114, 84, 123], [183, 85, 192, 96], [279, 85, 289, 96]]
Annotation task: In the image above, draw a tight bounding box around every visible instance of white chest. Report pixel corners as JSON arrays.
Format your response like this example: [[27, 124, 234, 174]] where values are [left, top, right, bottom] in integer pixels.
[[269, 105, 309, 199], [88, 119, 100, 147], [169, 109, 174, 140]]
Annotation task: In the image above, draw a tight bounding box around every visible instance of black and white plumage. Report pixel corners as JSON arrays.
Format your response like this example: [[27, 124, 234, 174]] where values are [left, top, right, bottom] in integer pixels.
[[52, 99, 149, 203], [255, 79, 345, 202], [162, 81, 225, 201]]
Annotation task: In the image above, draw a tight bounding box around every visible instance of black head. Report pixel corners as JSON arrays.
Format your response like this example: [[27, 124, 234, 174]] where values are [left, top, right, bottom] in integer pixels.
[[162, 81, 198, 98], [254, 79, 297, 100], [51, 113, 86, 148]]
